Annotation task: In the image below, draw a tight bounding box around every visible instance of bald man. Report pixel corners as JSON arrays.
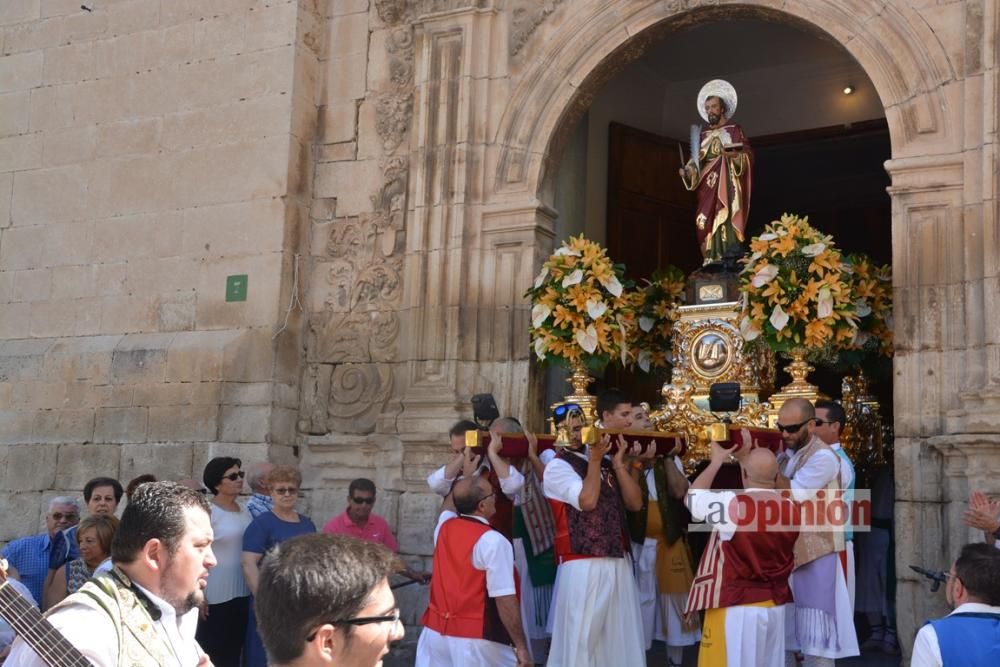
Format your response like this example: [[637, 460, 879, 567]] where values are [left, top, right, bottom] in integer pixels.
[[418, 476, 531, 667], [683, 434, 799, 666], [775, 398, 858, 666]]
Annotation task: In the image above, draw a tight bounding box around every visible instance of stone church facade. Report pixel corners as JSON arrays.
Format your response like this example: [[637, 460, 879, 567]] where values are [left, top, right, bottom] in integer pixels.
[[1, 0, 998, 660]]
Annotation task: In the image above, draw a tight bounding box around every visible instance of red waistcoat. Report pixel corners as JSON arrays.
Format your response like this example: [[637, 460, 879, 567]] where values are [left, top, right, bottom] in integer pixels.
[[685, 490, 798, 613], [421, 516, 514, 645]]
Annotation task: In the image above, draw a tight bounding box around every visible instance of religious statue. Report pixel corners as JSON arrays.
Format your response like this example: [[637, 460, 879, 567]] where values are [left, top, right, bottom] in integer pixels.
[[679, 79, 753, 265]]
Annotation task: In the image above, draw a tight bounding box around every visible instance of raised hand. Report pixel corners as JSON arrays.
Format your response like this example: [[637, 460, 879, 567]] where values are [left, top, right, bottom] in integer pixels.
[[462, 446, 482, 477]]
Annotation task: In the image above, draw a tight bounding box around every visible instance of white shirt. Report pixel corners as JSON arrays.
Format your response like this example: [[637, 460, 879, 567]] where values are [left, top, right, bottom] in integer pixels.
[[432, 513, 516, 598], [6, 577, 203, 667], [426, 460, 525, 498], [543, 450, 590, 510], [684, 488, 773, 542], [780, 439, 841, 502], [910, 602, 1000, 667], [205, 502, 252, 604]]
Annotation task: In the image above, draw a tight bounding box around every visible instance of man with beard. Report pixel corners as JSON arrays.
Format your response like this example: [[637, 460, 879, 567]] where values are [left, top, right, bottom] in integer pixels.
[[775, 398, 859, 667], [543, 397, 646, 667], [679, 79, 753, 265], [7, 482, 217, 667]]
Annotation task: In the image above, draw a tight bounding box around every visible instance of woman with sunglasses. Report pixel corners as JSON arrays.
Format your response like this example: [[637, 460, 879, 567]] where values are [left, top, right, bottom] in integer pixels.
[[242, 465, 317, 667], [197, 456, 253, 667]]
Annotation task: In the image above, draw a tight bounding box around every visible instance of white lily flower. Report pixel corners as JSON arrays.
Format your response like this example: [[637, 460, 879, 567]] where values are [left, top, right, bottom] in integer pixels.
[[534, 337, 547, 360], [770, 304, 789, 331], [575, 325, 599, 354], [817, 287, 833, 319], [749, 251, 763, 262], [532, 304, 551, 328], [533, 266, 549, 288], [855, 299, 872, 317], [639, 316, 655, 333], [562, 269, 583, 287], [758, 232, 778, 241], [638, 350, 652, 373], [801, 243, 826, 257], [600, 274, 623, 297], [586, 299, 607, 320], [751, 264, 779, 288], [554, 246, 581, 257], [739, 315, 761, 341]]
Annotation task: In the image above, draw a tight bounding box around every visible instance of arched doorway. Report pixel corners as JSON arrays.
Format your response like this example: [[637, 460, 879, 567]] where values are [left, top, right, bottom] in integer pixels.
[[402, 0, 965, 661]]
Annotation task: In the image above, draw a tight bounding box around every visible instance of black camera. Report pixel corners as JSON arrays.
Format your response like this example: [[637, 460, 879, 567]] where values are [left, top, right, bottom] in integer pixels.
[[471, 393, 500, 429]]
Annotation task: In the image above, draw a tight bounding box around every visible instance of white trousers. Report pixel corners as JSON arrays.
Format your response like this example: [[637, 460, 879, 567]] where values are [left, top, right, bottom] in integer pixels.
[[632, 539, 701, 649], [546, 557, 646, 667], [415, 627, 516, 667], [702, 604, 788, 667]]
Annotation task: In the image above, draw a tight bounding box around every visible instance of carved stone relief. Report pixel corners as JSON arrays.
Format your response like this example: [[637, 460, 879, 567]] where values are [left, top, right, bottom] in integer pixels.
[[302, 0, 417, 436], [509, 0, 566, 56]]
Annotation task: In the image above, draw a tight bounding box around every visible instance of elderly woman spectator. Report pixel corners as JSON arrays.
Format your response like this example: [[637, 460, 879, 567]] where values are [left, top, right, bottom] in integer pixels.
[[241, 465, 316, 667], [43, 515, 118, 609], [196, 457, 253, 667]]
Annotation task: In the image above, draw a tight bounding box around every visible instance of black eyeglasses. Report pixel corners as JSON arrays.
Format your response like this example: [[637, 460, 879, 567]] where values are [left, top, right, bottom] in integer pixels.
[[813, 419, 838, 426], [223, 471, 246, 481], [479, 491, 496, 503], [306, 609, 401, 640], [351, 496, 375, 505], [775, 419, 814, 434]]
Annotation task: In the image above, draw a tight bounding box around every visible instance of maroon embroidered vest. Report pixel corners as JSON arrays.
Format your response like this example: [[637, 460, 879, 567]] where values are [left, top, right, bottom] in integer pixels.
[[551, 450, 627, 560]]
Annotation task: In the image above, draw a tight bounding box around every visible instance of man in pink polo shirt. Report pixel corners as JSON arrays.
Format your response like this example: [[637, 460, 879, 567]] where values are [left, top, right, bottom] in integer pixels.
[[323, 478, 430, 583]]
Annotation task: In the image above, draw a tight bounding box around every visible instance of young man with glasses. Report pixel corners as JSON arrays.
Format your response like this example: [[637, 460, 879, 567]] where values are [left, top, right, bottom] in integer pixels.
[[1, 496, 81, 603], [775, 398, 858, 667], [323, 478, 429, 583], [910, 542, 1000, 666], [254, 532, 405, 667], [417, 476, 532, 667]]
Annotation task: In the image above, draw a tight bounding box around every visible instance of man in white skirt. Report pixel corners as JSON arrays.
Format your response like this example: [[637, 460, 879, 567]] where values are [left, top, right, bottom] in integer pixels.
[[542, 393, 647, 667], [629, 404, 701, 666]]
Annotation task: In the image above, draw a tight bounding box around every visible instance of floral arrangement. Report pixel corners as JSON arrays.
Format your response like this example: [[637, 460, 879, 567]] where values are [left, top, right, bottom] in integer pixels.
[[631, 266, 687, 372], [842, 253, 893, 358], [525, 235, 635, 369], [738, 213, 858, 355]]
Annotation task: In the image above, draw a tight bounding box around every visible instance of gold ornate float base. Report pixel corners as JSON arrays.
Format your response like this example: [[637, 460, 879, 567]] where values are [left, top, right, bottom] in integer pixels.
[[648, 301, 774, 467]]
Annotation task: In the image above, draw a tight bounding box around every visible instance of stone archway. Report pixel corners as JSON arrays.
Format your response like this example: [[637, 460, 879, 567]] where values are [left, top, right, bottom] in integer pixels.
[[401, 0, 996, 658]]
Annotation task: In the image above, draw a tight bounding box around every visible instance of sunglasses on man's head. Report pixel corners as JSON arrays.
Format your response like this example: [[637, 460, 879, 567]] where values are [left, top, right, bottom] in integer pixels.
[[775, 418, 815, 434], [223, 471, 246, 481], [351, 496, 375, 505]]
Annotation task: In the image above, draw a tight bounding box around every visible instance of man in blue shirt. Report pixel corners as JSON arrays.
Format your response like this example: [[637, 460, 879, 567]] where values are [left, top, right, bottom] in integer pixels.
[[911, 543, 1000, 667], [1, 497, 81, 602]]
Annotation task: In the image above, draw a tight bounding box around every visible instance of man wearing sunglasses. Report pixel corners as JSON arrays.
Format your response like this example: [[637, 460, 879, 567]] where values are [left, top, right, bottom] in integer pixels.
[[323, 479, 429, 583], [1, 496, 81, 603], [775, 397, 858, 666], [910, 542, 1000, 667], [418, 475, 531, 667], [255, 533, 405, 667]]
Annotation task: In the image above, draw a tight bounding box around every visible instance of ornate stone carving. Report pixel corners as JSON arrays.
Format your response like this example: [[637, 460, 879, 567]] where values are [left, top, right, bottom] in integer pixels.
[[376, 93, 414, 155], [327, 364, 393, 434], [375, 0, 409, 26], [509, 0, 566, 56]]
